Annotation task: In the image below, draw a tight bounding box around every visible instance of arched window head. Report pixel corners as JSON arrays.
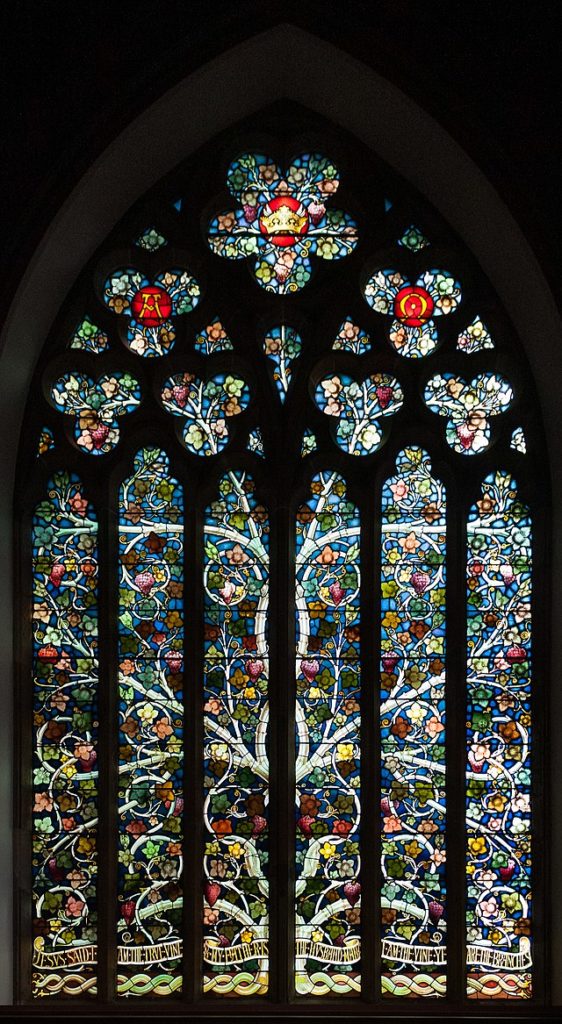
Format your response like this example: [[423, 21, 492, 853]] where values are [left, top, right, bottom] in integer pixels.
[[18, 113, 546, 1011]]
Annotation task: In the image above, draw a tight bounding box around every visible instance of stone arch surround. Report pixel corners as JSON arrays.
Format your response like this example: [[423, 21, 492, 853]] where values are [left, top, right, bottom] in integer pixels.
[[1, 23, 560, 1006]]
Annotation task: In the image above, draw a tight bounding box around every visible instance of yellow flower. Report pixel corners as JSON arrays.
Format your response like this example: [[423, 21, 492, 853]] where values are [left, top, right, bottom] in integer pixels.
[[468, 836, 487, 856], [319, 842, 336, 859], [490, 929, 502, 944], [407, 702, 425, 725], [311, 929, 323, 943], [337, 743, 354, 762], [404, 840, 422, 859], [139, 703, 157, 723], [382, 611, 400, 630], [61, 764, 77, 778], [230, 667, 246, 690], [229, 842, 244, 859], [467, 863, 475, 875], [240, 929, 253, 944], [210, 742, 228, 761], [309, 686, 321, 698], [244, 687, 256, 699]]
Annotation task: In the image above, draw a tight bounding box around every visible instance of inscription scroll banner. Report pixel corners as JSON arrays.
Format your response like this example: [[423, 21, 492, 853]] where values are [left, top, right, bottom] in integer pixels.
[[383, 939, 531, 970], [382, 940, 446, 966], [204, 939, 269, 965], [466, 940, 531, 971], [204, 937, 360, 966], [296, 938, 361, 964], [117, 940, 183, 965], [34, 939, 184, 971], [34, 936, 531, 973], [33, 940, 97, 970]]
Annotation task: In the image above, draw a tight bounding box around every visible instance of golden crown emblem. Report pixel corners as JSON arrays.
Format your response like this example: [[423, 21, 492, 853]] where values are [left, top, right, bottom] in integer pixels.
[[260, 198, 308, 237]]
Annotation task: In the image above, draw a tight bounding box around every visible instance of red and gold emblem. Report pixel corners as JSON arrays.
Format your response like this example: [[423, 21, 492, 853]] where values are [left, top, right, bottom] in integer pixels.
[[131, 285, 172, 326], [393, 285, 434, 327], [259, 196, 309, 248]]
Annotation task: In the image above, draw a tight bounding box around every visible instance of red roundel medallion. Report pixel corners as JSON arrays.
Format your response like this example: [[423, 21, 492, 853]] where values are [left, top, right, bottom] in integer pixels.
[[393, 285, 434, 327], [131, 285, 172, 326], [259, 195, 309, 248]]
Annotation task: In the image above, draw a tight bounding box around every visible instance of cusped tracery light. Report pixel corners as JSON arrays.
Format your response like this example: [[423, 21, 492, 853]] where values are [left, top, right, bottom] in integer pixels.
[[314, 372, 403, 455], [161, 373, 250, 456], [207, 152, 358, 294], [50, 372, 141, 454], [103, 266, 201, 356], [364, 266, 462, 358], [424, 372, 514, 454]]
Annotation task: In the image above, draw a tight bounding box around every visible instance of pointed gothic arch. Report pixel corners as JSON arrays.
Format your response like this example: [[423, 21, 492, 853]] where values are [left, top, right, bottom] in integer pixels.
[[0, 24, 559, 1011]]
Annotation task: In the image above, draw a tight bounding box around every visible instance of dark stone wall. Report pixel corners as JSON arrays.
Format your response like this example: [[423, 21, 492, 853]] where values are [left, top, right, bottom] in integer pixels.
[[1, 0, 561, 309]]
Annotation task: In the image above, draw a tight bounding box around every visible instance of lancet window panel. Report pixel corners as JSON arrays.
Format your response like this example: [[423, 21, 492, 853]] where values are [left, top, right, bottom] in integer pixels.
[[16, 112, 547, 1011]]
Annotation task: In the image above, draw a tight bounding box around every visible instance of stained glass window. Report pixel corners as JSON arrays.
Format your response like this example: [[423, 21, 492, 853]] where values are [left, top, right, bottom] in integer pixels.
[[380, 449, 447, 997], [466, 473, 532, 999], [117, 449, 184, 996], [295, 472, 361, 995], [203, 472, 270, 995], [18, 127, 545, 1013], [32, 474, 99, 997]]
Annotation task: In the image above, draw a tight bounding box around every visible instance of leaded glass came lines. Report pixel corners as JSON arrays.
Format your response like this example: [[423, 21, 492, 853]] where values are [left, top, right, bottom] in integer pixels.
[[117, 449, 184, 997], [466, 473, 532, 999], [203, 472, 270, 996], [380, 449, 447, 998], [295, 472, 361, 996], [32, 474, 99, 997]]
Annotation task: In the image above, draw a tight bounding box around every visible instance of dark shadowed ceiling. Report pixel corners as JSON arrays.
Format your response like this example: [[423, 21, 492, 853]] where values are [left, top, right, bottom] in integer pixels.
[[0, 0, 560, 312]]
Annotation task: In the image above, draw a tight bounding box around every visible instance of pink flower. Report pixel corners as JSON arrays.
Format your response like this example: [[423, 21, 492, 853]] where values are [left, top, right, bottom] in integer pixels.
[[152, 717, 173, 739], [65, 896, 85, 918], [468, 741, 490, 771], [383, 814, 402, 834], [67, 869, 86, 889], [426, 715, 445, 738], [513, 792, 530, 813], [479, 896, 498, 919], [316, 545, 338, 566], [69, 493, 88, 515], [212, 417, 227, 438], [478, 869, 495, 884], [226, 544, 249, 565], [390, 480, 409, 500], [203, 907, 218, 926], [50, 691, 69, 712], [33, 792, 53, 813], [74, 741, 93, 760], [399, 532, 420, 553], [325, 396, 343, 416], [100, 377, 119, 398]]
